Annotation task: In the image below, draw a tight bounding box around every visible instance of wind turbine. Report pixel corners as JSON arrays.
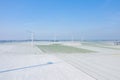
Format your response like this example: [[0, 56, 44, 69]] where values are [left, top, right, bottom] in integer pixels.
[[54, 33, 57, 42], [71, 33, 74, 42], [31, 32, 34, 46], [27, 31, 34, 46]]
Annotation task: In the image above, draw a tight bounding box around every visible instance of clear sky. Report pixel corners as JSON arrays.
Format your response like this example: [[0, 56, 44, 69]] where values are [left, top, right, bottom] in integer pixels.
[[0, 0, 120, 40]]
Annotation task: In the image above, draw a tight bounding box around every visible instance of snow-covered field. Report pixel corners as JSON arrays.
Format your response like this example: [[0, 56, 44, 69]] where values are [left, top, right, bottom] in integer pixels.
[[0, 42, 95, 80], [0, 41, 120, 80]]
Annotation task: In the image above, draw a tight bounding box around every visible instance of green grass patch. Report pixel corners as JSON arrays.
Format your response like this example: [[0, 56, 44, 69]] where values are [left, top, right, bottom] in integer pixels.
[[37, 44, 94, 53]]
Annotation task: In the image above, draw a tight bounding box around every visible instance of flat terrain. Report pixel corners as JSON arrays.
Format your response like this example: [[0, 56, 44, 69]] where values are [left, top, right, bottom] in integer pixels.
[[82, 42, 120, 50], [0, 41, 120, 80], [0, 42, 95, 80], [37, 42, 120, 80], [37, 44, 94, 53], [55, 54, 120, 80]]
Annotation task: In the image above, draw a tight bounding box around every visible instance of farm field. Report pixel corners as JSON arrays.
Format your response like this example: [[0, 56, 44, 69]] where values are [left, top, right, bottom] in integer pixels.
[[0, 41, 120, 80], [37, 41, 120, 80], [82, 42, 120, 50], [37, 44, 94, 53]]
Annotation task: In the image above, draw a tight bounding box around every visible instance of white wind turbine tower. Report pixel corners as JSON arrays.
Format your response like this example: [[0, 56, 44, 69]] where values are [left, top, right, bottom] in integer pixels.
[[71, 33, 74, 42], [27, 31, 34, 46], [31, 32, 34, 46], [54, 33, 57, 42]]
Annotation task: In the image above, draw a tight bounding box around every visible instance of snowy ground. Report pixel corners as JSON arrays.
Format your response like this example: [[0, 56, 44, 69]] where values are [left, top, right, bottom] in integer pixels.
[[53, 42, 120, 80], [54, 54, 120, 80], [0, 42, 95, 80], [37, 41, 120, 80], [0, 41, 120, 80]]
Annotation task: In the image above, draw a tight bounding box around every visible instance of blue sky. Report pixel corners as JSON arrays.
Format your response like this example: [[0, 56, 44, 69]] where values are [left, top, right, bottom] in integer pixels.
[[0, 0, 120, 40]]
